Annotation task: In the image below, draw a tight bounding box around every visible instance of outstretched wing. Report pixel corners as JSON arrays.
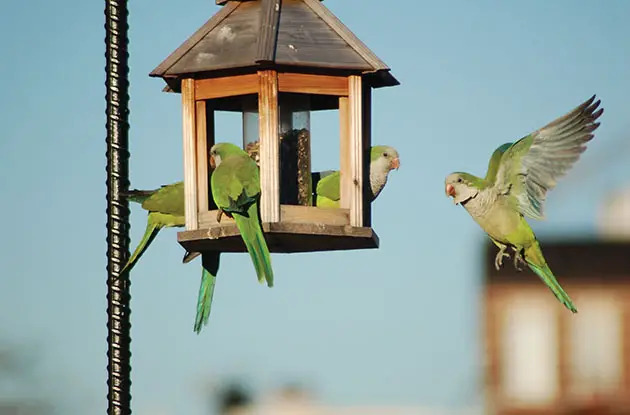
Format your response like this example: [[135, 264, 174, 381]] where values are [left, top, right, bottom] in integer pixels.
[[485, 142, 513, 184], [494, 95, 603, 220]]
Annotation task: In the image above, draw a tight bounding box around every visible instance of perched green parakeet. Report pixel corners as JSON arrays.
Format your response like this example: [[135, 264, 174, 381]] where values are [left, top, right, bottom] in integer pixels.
[[316, 145, 400, 207], [209, 142, 274, 287], [445, 95, 603, 313], [122, 182, 219, 334]]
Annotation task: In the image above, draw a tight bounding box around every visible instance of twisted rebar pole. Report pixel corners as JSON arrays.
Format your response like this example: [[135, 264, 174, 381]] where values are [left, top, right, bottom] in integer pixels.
[[105, 0, 132, 413]]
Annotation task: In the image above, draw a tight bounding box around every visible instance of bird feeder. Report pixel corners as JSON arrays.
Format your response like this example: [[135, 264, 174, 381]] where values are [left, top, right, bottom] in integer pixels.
[[150, 0, 398, 253]]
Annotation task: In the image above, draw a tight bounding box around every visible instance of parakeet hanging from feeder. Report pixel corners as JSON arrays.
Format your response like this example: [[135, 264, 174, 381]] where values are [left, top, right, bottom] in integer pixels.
[[121, 182, 219, 333]]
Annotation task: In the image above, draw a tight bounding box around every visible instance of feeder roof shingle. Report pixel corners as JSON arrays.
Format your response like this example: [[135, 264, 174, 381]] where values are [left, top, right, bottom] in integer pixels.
[[150, 0, 398, 89]]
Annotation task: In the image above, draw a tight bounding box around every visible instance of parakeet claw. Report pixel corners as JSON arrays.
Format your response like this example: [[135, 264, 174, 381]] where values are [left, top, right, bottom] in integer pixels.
[[216, 209, 224, 223], [494, 247, 510, 271], [512, 249, 527, 271]]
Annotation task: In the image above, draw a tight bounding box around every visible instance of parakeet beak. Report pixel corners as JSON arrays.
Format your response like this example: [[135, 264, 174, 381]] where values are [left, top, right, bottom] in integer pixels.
[[446, 184, 456, 198], [209, 155, 216, 170], [391, 157, 400, 170]]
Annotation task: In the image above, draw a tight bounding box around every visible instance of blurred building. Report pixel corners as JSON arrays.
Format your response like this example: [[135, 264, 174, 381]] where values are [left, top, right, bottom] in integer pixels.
[[0, 345, 55, 415], [597, 187, 630, 240], [0, 402, 50, 415], [483, 236, 630, 414], [216, 384, 482, 415]]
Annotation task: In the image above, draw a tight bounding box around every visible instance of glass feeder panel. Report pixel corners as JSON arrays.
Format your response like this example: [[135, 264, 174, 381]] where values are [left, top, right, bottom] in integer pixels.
[[279, 93, 312, 206], [310, 108, 339, 181], [241, 95, 260, 166]]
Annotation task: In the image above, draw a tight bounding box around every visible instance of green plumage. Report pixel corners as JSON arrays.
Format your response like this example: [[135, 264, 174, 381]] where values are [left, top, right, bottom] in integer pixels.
[[210, 142, 274, 287], [123, 181, 219, 334], [316, 171, 341, 207], [124, 143, 399, 328], [316, 145, 400, 207], [484, 142, 512, 183], [194, 252, 220, 333], [524, 241, 576, 313], [122, 182, 185, 274], [445, 95, 604, 313]]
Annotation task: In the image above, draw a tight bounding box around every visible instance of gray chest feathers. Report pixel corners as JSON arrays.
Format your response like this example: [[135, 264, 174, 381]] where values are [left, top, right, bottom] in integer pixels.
[[369, 158, 392, 201], [463, 188, 499, 220]]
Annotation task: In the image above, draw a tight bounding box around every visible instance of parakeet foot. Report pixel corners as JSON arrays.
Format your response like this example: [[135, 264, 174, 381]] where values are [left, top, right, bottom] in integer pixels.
[[494, 246, 510, 270], [216, 209, 224, 223], [512, 249, 527, 271]]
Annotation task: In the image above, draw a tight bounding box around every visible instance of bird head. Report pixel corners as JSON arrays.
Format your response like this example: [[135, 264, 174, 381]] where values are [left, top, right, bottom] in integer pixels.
[[444, 172, 480, 205], [209, 142, 243, 169], [371, 145, 400, 172]]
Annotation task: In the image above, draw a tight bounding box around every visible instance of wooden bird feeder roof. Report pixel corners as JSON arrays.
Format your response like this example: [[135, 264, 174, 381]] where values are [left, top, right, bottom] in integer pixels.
[[150, 0, 398, 91]]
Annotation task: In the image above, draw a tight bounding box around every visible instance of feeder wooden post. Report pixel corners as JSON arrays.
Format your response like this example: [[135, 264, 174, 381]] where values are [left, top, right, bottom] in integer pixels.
[[195, 100, 209, 214], [348, 75, 363, 227], [182, 78, 198, 230], [258, 69, 281, 223]]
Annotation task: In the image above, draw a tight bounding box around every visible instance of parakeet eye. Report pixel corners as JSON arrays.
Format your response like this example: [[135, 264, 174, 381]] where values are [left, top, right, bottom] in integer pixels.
[[457, 178, 462, 183], [383, 152, 389, 157]]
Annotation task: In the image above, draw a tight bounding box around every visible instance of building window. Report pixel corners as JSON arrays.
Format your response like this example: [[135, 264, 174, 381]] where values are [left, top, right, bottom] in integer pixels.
[[500, 294, 558, 406], [568, 292, 622, 398]]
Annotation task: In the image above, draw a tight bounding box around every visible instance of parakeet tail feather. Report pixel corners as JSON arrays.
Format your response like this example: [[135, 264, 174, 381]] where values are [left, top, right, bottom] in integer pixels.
[[524, 242, 578, 313], [121, 214, 163, 274], [194, 267, 216, 334], [194, 252, 220, 333], [233, 204, 274, 287]]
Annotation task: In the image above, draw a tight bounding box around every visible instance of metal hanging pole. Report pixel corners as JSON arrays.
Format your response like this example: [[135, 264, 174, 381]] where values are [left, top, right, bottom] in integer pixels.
[[105, 0, 132, 413]]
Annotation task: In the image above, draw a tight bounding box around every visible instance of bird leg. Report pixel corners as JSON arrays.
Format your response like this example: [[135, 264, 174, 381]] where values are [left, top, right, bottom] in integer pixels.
[[216, 209, 224, 223], [494, 245, 510, 271], [512, 248, 527, 271]]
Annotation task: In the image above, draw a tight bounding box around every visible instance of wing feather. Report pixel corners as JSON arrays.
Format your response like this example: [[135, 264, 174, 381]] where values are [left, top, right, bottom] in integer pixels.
[[316, 171, 341, 202], [140, 181, 185, 216], [212, 153, 261, 213], [494, 95, 603, 219]]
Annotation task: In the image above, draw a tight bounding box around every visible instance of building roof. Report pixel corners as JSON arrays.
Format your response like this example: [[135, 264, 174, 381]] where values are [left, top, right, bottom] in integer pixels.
[[150, 0, 398, 90], [485, 239, 630, 283]]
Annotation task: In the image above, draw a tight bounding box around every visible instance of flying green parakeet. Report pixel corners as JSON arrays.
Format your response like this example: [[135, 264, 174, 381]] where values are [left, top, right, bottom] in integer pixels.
[[209, 142, 274, 287], [316, 145, 400, 207], [445, 95, 603, 313], [121, 182, 219, 333]]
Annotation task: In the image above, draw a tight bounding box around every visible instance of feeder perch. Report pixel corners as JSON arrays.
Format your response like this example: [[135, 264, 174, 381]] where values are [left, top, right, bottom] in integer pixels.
[[150, 0, 399, 253]]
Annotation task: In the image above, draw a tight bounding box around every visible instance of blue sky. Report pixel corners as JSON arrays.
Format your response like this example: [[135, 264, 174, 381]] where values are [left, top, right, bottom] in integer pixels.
[[1, 1, 629, 414]]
